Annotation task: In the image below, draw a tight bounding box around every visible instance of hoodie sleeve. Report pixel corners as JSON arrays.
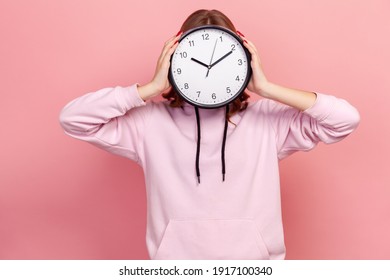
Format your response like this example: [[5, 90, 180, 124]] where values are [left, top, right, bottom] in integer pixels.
[[263, 92, 360, 160], [59, 84, 151, 165]]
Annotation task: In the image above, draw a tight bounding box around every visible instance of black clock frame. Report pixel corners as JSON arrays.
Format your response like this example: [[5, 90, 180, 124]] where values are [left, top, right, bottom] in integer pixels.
[[168, 25, 252, 109]]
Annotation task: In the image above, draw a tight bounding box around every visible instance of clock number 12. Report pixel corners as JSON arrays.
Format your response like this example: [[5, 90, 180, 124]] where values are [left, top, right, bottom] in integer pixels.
[[202, 34, 209, 40]]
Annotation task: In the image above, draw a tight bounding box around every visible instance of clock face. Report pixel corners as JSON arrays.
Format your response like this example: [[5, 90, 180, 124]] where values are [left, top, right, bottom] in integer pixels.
[[169, 25, 251, 108]]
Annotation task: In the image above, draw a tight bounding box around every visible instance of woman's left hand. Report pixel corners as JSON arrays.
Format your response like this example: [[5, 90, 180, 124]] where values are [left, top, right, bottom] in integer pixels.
[[238, 32, 318, 110], [237, 32, 270, 97]]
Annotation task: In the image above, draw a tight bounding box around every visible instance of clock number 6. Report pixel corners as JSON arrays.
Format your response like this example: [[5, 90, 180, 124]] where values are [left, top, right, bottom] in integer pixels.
[[212, 93, 216, 99]]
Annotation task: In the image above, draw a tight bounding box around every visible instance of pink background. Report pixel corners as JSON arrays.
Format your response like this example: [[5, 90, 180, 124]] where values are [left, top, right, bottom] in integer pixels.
[[0, 0, 389, 259]]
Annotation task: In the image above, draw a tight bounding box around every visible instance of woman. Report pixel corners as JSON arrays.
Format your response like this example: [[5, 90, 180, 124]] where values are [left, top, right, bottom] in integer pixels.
[[59, 9, 360, 260]]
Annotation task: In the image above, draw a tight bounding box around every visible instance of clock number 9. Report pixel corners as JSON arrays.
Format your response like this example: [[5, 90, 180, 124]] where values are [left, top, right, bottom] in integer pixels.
[[212, 93, 216, 99], [177, 68, 182, 75]]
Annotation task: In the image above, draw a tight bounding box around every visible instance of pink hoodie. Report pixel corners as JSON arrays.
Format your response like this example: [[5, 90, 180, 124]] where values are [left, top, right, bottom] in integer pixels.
[[59, 84, 360, 259]]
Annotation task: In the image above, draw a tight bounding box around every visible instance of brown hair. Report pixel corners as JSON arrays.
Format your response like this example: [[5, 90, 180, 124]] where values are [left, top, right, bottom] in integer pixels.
[[162, 9, 250, 120]]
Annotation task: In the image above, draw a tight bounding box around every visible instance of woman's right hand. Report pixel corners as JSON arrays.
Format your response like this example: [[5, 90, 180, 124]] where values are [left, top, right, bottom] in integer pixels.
[[138, 32, 182, 101]]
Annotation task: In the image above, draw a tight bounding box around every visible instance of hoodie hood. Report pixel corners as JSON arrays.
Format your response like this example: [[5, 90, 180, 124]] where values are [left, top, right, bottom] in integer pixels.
[[176, 101, 243, 184], [167, 102, 242, 184], [177, 101, 244, 140]]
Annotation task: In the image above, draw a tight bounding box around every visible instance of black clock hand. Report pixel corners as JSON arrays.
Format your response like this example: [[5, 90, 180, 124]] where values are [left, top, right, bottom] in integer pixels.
[[191, 57, 209, 68], [209, 51, 233, 68], [206, 38, 219, 77]]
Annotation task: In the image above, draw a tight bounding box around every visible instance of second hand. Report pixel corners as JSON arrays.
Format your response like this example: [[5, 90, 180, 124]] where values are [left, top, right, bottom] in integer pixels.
[[206, 38, 218, 78]]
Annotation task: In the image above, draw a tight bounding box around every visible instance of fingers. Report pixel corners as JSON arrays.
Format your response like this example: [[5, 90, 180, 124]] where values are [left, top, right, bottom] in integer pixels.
[[237, 33, 262, 67], [151, 32, 182, 93], [237, 34, 257, 54], [237, 33, 270, 95], [160, 39, 180, 71], [158, 32, 182, 66]]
